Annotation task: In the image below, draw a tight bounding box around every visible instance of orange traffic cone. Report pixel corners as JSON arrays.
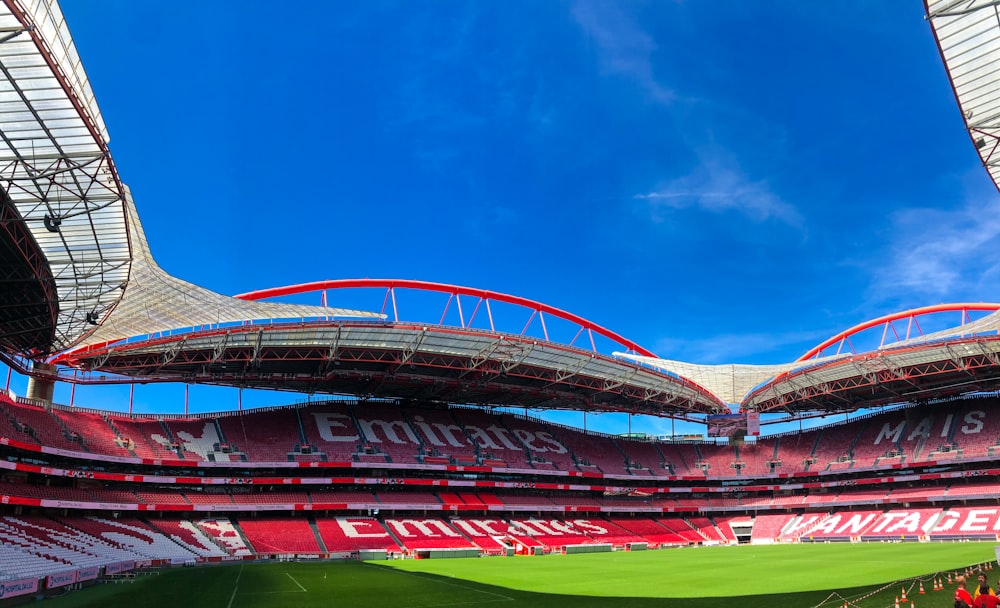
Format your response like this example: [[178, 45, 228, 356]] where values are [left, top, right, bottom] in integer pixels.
[[919, 581, 925, 594], [894, 598, 899, 608], [901, 586, 907, 601], [947, 572, 953, 584]]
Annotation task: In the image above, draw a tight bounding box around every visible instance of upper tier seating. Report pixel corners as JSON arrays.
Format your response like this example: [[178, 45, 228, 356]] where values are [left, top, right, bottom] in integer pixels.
[[615, 437, 666, 476], [299, 406, 363, 461], [104, 416, 178, 459], [217, 408, 303, 462], [449, 408, 533, 469], [51, 409, 128, 457], [4, 396, 1000, 481]]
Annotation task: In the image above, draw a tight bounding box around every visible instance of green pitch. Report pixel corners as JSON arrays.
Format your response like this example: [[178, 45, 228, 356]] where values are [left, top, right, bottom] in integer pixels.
[[41, 542, 997, 608]]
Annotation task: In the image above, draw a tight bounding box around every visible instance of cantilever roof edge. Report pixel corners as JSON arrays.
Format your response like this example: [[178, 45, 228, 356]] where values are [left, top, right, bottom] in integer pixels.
[[926, 0, 1000, 192]]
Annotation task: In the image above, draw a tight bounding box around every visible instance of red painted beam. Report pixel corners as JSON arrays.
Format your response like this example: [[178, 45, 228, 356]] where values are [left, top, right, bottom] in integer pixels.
[[796, 303, 1000, 362], [234, 278, 657, 357]]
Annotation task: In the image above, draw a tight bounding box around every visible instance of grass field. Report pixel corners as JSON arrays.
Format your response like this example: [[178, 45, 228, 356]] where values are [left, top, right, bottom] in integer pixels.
[[39, 542, 998, 608]]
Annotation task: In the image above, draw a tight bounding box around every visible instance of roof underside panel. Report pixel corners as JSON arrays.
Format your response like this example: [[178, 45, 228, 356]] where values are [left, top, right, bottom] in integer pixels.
[[927, 0, 1000, 191], [65, 323, 728, 415], [743, 336, 1000, 413], [0, 0, 127, 353]]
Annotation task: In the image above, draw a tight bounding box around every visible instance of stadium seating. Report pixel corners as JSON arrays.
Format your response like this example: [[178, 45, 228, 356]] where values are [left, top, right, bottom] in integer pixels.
[[615, 437, 667, 475], [144, 518, 229, 557], [236, 517, 321, 554], [542, 422, 629, 474], [749, 513, 796, 543], [449, 408, 533, 469], [448, 518, 513, 554], [104, 415, 179, 459], [195, 518, 253, 556], [8, 394, 1000, 577], [216, 408, 303, 462], [384, 517, 477, 549], [51, 409, 129, 457], [315, 517, 399, 553]]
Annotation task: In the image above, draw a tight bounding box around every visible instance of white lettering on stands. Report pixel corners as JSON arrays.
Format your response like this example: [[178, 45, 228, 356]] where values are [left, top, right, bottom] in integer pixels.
[[959, 509, 996, 532], [452, 519, 507, 536], [782, 514, 823, 536], [884, 512, 922, 534], [874, 422, 905, 445], [940, 413, 954, 438], [871, 512, 907, 534], [535, 432, 568, 454], [197, 519, 252, 556], [931, 511, 959, 533], [313, 413, 358, 442], [465, 426, 502, 451], [573, 520, 609, 535], [387, 519, 461, 538], [548, 520, 577, 535], [487, 426, 520, 450], [511, 430, 569, 454], [836, 513, 877, 535], [432, 422, 469, 448], [906, 417, 933, 441], [151, 423, 226, 460], [357, 419, 421, 445], [960, 411, 985, 435], [337, 517, 389, 539], [506, 520, 536, 536]]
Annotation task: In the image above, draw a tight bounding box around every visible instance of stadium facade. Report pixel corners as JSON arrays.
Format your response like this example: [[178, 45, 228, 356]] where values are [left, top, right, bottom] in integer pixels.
[[0, 0, 997, 599]]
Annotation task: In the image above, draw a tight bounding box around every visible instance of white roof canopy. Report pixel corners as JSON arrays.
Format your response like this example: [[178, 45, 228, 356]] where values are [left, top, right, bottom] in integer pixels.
[[0, 0, 128, 351], [927, 0, 1000, 191]]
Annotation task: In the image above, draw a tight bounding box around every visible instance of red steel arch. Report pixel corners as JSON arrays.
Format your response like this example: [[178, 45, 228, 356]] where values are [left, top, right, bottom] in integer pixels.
[[235, 279, 657, 358], [796, 303, 1000, 362]]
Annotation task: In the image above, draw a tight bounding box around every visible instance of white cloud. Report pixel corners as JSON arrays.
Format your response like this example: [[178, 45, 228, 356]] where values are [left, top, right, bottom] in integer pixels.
[[572, 1, 673, 104], [872, 196, 1000, 302], [634, 153, 803, 228]]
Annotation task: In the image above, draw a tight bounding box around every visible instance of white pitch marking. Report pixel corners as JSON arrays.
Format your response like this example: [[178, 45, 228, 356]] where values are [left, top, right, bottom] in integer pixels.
[[226, 564, 244, 608], [285, 572, 307, 592]]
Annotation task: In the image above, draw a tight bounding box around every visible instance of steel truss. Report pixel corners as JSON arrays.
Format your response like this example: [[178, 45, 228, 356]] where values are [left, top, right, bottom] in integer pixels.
[[747, 337, 1000, 412], [59, 321, 726, 415]]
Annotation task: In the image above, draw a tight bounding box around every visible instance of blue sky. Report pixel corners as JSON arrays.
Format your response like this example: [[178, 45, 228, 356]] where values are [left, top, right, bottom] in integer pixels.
[[4, 1, 998, 436]]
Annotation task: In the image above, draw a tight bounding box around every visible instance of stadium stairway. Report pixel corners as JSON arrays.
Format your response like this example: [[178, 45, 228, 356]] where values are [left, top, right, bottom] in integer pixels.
[[308, 518, 328, 553], [292, 407, 310, 445], [228, 519, 257, 556]]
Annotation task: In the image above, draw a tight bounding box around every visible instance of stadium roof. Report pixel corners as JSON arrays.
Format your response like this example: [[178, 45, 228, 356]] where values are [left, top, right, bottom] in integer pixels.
[[619, 305, 1000, 409], [927, 0, 1000, 192], [0, 0, 379, 359], [0, 0, 129, 353], [7, 0, 1000, 418], [57, 321, 728, 415]]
